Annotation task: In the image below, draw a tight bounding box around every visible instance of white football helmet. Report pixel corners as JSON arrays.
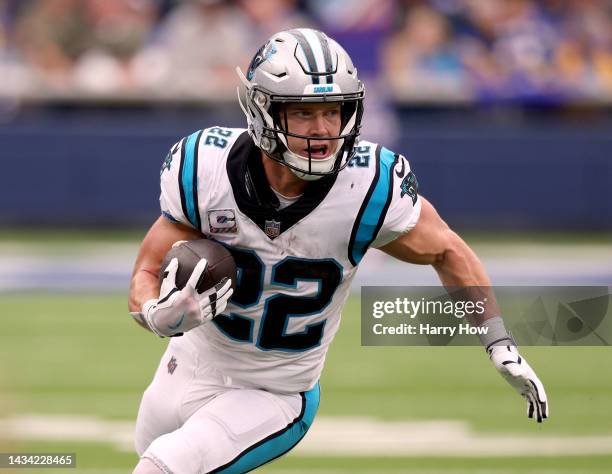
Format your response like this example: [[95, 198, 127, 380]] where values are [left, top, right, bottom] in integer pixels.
[[237, 28, 365, 181]]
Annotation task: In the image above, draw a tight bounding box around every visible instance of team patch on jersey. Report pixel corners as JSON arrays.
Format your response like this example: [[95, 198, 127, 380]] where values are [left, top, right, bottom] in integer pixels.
[[400, 171, 418, 205], [208, 209, 238, 234], [167, 356, 177, 375], [264, 219, 281, 238]]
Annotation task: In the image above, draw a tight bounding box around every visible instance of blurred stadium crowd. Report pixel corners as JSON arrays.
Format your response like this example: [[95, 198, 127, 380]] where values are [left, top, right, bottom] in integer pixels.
[[0, 0, 610, 104]]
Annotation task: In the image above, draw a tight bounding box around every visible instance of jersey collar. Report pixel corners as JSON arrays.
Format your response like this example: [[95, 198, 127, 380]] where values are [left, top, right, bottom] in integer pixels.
[[227, 132, 337, 239]]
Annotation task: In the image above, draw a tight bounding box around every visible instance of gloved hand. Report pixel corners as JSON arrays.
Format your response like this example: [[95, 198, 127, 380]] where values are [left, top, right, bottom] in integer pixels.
[[141, 257, 233, 337], [488, 344, 549, 423]]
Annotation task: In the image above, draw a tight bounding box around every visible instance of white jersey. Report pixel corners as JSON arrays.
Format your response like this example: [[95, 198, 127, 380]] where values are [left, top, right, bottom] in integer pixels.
[[159, 127, 421, 393]]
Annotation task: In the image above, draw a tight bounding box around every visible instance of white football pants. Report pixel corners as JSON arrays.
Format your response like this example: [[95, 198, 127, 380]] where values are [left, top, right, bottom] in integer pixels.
[[134, 337, 320, 473]]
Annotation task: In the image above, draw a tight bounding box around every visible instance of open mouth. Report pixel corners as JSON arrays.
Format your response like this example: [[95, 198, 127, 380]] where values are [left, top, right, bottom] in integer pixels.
[[304, 144, 329, 159]]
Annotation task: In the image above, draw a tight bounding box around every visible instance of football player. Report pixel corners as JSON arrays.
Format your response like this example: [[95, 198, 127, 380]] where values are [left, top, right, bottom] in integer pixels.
[[129, 28, 548, 474]]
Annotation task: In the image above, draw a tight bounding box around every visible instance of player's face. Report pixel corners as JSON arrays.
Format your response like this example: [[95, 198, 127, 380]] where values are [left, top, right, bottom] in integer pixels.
[[280, 102, 342, 159]]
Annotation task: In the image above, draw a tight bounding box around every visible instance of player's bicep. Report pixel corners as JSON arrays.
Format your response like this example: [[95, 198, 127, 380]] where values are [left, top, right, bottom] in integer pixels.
[[379, 196, 453, 265], [132, 216, 204, 278]]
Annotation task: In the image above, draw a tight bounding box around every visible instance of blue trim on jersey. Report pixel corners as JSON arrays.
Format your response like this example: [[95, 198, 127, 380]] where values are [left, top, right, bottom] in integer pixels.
[[161, 210, 179, 223], [350, 146, 396, 265], [211, 382, 320, 474], [181, 131, 200, 228]]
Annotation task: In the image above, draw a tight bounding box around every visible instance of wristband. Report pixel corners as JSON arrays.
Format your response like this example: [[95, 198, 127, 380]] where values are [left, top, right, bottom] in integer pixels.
[[141, 299, 157, 316], [138, 299, 165, 337], [478, 316, 516, 350]]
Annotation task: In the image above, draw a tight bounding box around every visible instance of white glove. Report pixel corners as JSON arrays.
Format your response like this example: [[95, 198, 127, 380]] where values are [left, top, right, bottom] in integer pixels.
[[488, 345, 549, 423], [141, 257, 233, 337]]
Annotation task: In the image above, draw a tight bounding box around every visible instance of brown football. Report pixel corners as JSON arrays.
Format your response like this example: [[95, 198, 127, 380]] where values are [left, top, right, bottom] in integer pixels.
[[160, 239, 237, 293]]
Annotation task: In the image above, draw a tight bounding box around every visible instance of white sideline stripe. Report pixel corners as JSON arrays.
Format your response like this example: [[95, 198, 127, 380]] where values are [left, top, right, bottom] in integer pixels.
[[297, 418, 612, 457], [1, 243, 611, 291], [0, 415, 134, 452], [1, 415, 612, 457]]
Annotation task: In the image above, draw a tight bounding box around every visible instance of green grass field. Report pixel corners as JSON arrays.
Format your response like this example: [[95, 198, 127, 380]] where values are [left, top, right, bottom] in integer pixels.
[[1, 293, 612, 473]]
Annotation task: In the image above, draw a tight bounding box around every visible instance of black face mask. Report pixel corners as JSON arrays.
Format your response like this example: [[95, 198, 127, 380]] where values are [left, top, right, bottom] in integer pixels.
[[255, 97, 363, 178]]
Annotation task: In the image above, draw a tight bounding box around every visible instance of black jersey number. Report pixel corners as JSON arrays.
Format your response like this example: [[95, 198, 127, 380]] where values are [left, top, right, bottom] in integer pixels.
[[212, 248, 263, 343], [204, 127, 233, 148], [212, 249, 343, 352]]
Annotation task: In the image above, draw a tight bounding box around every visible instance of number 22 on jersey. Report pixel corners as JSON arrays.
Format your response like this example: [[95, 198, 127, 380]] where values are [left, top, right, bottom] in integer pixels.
[[212, 247, 343, 352]]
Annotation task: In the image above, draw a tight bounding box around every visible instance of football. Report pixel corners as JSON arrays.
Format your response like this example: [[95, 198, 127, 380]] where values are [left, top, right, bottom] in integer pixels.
[[160, 239, 237, 293]]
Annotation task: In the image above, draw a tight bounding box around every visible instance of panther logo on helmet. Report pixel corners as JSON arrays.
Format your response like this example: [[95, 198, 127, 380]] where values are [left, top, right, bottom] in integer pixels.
[[247, 41, 278, 81]]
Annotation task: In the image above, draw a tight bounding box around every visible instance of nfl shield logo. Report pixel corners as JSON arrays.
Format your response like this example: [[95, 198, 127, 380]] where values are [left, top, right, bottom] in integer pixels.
[[264, 219, 281, 238], [167, 356, 177, 375]]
